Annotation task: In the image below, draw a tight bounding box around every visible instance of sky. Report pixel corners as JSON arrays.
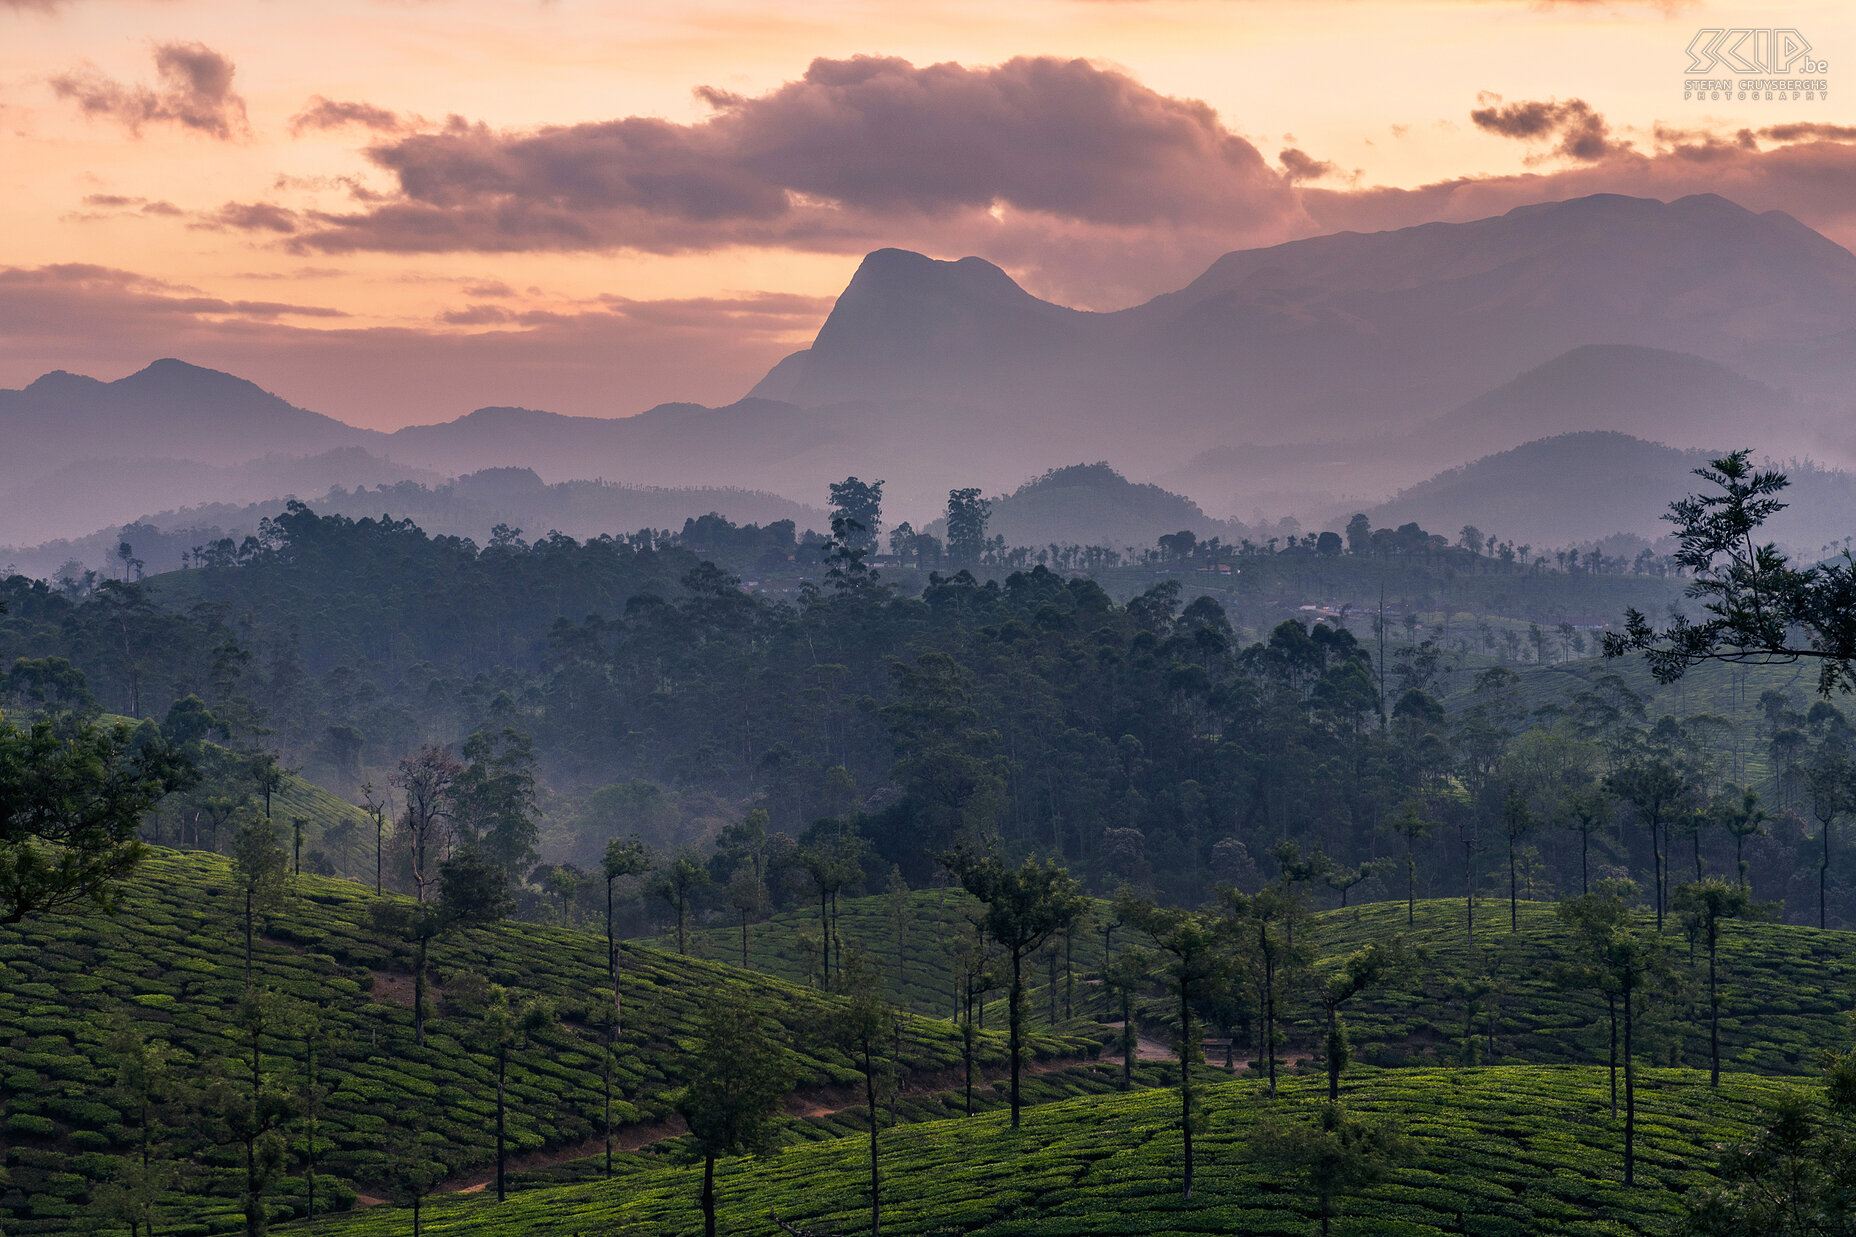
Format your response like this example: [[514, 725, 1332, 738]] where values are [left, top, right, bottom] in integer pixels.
[[2, 0, 1853, 428]]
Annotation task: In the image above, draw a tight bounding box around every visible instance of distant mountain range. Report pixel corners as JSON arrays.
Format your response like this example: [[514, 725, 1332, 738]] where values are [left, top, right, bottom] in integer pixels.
[[3, 192, 1853, 562]]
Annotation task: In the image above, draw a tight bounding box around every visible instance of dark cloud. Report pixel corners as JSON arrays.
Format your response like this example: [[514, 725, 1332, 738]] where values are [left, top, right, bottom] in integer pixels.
[[289, 96, 407, 137], [192, 202, 301, 234], [67, 194, 185, 223], [1762, 122, 1856, 143], [1278, 147, 1337, 183], [49, 42, 248, 140], [1470, 96, 1629, 162], [295, 55, 1302, 256], [0, 264, 343, 323]]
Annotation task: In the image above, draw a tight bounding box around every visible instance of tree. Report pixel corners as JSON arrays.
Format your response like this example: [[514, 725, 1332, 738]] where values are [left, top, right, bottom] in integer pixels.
[[1679, 1043, 1856, 1235], [650, 848, 711, 954], [674, 992, 795, 1237], [452, 727, 540, 880], [1557, 883, 1672, 1185], [0, 712, 194, 923], [724, 864, 769, 966], [1100, 945, 1149, 1093], [386, 1114, 445, 1237], [371, 842, 512, 1046], [1501, 788, 1534, 931], [1226, 886, 1310, 1096], [1345, 513, 1372, 556], [833, 951, 900, 1236], [1673, 877, 1769, 1087], [477, 986, 552, 1203], [602, 836, 650, 1039], [208, 986, 295, 1237], [1385, 798, 1432, 927], [1118, 896, 1223, 1199], [794, 827, 866, 988], [1558, 785, 1612, 896], [944, 487, 993, 566], [1255, 1102, 1419, 1237], [103, 1015, 178, 1237], [392, 745, 461, 904], [1606, 449, 1856, 697], [1712, 786, 1769, 892], [942, 848, 1086, 1127], [360, 781, 389, 895], [293, 1003, 342, 1222], [828, 477, 885, 556], [1806, 749, 1850, 930], [1607, 758, 1693, 930], [230, 817, 289, 985], [1319, 940, 1410, 1101]]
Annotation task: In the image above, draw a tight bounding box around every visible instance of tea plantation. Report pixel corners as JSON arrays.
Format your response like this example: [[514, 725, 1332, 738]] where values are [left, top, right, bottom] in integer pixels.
[[676, 888, 1856, 1079], [304, 1063, 1797, 1236], [1322, 898, 1856, 1076], [0, 852, 1104, 1236], [673, 887, 1124, 1023]]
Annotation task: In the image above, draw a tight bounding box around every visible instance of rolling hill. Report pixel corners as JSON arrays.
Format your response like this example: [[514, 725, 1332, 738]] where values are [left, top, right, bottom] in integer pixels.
[[0, 852, 1102, 1236], [304, 1065, 1798, 1236]]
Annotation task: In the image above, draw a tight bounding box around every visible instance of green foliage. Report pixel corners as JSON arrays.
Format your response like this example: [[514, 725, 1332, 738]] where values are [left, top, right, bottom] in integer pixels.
[[0, 851, 1081, 1237], [0, 710, 195, 923], [1607, 449, 1856, 696], [300, 1066, 1799, 1237], [1254, 1101, 1420, 1236]]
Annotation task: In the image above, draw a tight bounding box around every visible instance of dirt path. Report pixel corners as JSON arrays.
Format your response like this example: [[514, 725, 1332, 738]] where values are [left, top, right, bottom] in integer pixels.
[[398, 1051, 1108, 1201]]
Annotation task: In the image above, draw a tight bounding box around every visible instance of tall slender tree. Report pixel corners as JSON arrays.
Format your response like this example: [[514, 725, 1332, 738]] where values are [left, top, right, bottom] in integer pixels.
[[230, 817, 289, 985], [675, 993, 794, 1237], [943, 848, 1086, 1127], [1673, 877, 1767, 1087], [1118, 896, 1223, 1200]]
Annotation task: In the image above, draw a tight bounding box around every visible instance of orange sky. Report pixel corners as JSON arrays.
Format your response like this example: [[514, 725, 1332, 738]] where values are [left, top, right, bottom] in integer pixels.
[[3, 0, 1852, 426]]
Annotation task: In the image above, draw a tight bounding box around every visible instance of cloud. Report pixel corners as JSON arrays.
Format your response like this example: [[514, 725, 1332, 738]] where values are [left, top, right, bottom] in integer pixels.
[[1762, 122, 1856, 143], [66, 194, 184, 222], [49, 42, 249, 140], [294, 55, 1302, 258], [1470, 95, 1630, 162], [192, 201, 301, 233], [289, 96, 408, 137], [1278, 147, 1338, 183]]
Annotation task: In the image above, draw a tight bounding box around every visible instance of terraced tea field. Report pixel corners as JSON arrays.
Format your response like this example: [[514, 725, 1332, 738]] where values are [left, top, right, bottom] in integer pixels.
[[0, 852, 1101, 1236], [1323, 898, 1856, 1076], [672, 886, 1123, 1024], [676, 887, 1856, 1081], [304, 1064, 1797, 1236]]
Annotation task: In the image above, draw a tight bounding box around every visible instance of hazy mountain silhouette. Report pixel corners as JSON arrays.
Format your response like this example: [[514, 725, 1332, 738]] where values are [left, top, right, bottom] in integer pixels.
[[1365, 432, 1856, 552], [754, 193, 1856, 469], [921, 462, 1244, 552], [1165, 342, 1799, 519], [0, 448, 437, 550], [7, 192, 1855, 553], [0, 359, 379, 489]]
